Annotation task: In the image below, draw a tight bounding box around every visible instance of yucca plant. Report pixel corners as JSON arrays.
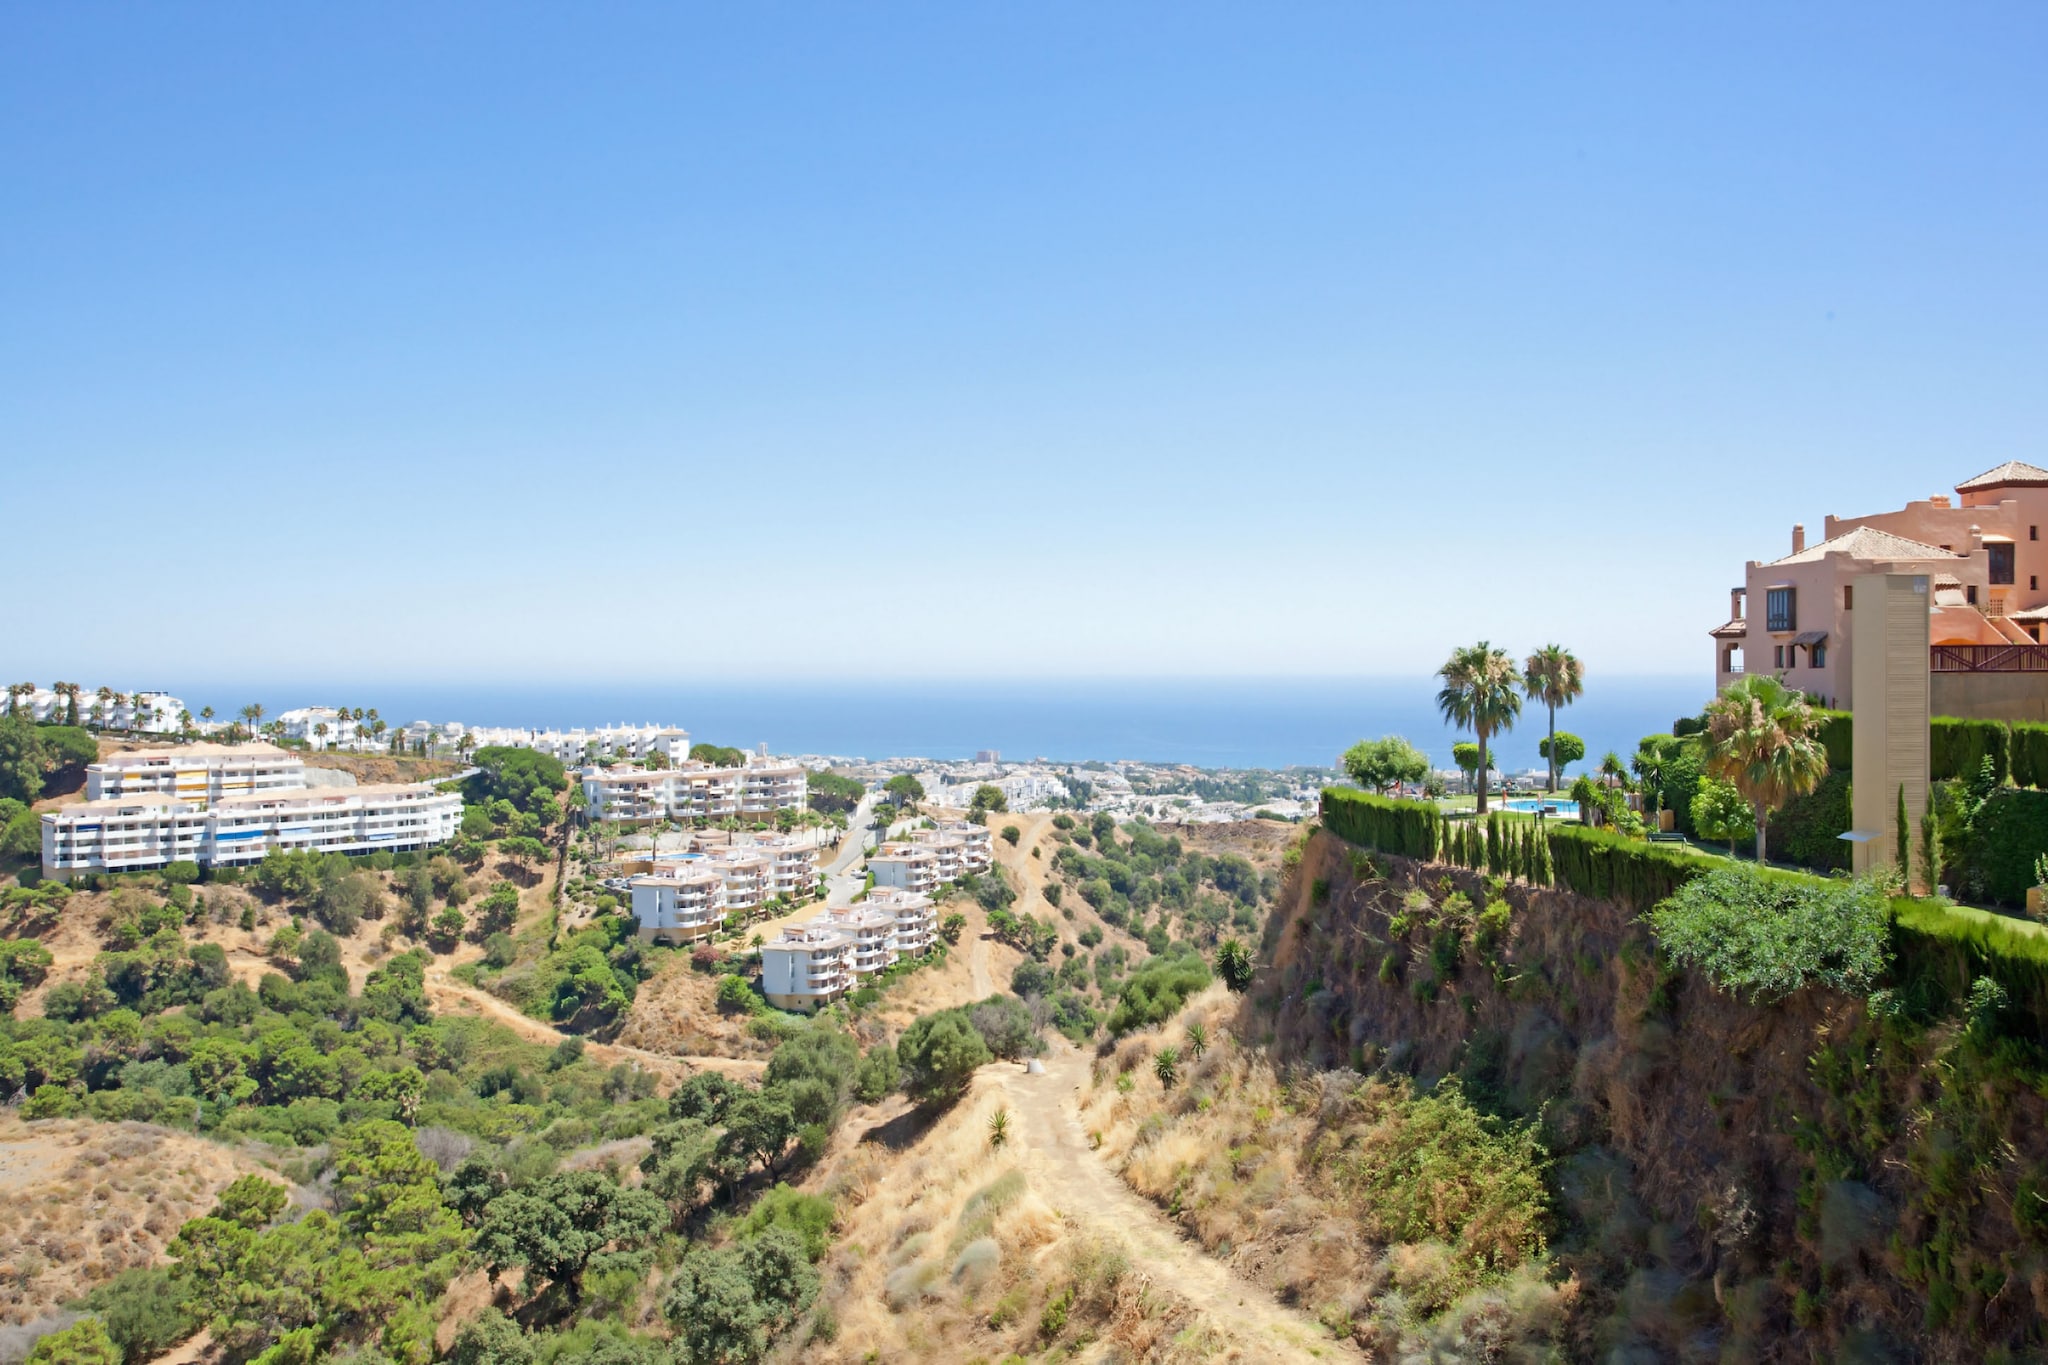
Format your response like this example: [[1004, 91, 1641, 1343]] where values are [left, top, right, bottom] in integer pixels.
[[987, 1107, 1010, 1150], [1153, 1046, 1181, 1089]]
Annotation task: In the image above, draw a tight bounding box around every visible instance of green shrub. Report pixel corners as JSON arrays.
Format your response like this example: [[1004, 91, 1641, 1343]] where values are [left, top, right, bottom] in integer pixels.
[[1960, 788, 2048, 906], [1341, 1075, 1548, 1290], [1771, 770, 1853, 872], [1105, 952, 1212, 1036], [1649, 865, 1889, 1003], [1932, 717, 2009, 784], [2012, 722, 2048, 790], [897, 1010, 993, 1104]]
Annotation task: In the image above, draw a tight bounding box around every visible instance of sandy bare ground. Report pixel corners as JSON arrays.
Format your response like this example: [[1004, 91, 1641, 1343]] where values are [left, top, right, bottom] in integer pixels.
[[987, 1046, 1358, 1363], [0, 1117, 280, 1326]]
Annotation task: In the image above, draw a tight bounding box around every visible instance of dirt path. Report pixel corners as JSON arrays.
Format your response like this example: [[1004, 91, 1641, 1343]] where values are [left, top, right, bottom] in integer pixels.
[[989, 1045, 1357, 1363], [420, 955, 763, 1082]]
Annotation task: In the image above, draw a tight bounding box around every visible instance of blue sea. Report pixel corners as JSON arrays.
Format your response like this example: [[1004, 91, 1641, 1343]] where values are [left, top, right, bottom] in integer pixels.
[[184, 676, 1709, 773]]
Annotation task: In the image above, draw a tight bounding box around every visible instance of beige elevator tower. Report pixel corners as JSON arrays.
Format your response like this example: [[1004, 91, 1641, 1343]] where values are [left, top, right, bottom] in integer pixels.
[[1850, 572, 1931, 888]]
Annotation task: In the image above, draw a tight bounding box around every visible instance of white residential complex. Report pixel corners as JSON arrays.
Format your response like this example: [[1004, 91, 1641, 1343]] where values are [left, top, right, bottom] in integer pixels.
[[463, 723, 693, 765], [760, 889, 939, 1011], [870, 820, 993, 893], [626, 834, 823, 944], [42, 743, 461, 878], [87, 742, 306, 803], [582, 759, 807, 825]]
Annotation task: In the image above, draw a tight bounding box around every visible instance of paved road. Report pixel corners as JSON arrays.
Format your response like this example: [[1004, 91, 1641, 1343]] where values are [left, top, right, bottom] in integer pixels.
[[822, 793, 879, 905]]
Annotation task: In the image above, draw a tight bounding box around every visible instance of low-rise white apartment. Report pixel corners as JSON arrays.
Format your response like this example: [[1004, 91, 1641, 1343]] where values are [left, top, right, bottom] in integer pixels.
[[759, 889, 938, 1010], [7, 687, 186, 733], [761, 924, 855, 1011], [628, 868, 727, 945], [866, 887, 937, 957], [581, 759, 808, 825], [869, 842, 940, 895], [43, 782, 463, 878], [86, 742, 306, 803]]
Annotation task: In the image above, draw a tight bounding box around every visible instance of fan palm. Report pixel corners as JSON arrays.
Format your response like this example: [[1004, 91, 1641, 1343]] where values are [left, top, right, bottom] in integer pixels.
[[1436, 641, 1522, 815], [1522, 645, 1584, 794], [1702, 675, 1830, 863]]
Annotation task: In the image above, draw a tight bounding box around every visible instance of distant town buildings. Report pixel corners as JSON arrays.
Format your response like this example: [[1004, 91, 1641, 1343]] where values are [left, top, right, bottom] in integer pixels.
[[42, 742, 461, 878], [7, 686, 185, 734]]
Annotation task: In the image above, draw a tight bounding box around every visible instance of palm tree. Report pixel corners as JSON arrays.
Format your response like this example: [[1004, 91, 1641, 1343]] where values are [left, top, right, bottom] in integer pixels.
[[6, 683, 32, 715], [313, 721, 328, 748], [1598, 751, 1629, 789], [1702, 675, 1830, 863], [199, 705, 215, 729], [55, 682, 80, 726], [177, 709, 193, 738], [1436, 642, 1522, 816], [1522, 645, 1584, 794], [93, 686, 113, 729]]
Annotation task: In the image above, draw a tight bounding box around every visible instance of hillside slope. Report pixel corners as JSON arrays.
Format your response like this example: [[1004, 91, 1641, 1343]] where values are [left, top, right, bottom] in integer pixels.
[[1232, 829, 2048, 1360]]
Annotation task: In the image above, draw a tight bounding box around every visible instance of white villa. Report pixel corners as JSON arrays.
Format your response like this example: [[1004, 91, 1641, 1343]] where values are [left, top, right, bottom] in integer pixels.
[[625, 834, 824, 944]]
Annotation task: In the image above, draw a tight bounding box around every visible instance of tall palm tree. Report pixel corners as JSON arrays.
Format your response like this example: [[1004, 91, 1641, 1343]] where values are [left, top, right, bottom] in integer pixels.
[[1522, 645, 1584, 794], [6, 683, 31, 715], [1598, 751, 1629, 789], [1436, 641, 1522, 816], [177, 709, 194, 738], [199, 705, 215, 728], [55, 682, 80, 726], [1703, 675, 1829, 863], [313, 721, 328, 748]]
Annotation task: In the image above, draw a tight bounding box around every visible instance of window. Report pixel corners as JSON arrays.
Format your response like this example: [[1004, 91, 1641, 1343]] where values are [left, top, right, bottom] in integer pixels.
[[1844, 584, 1854, 610], [1765, 586, 1797, 632], [2032, 526, 2039, 541], [1967, 585, 1979, 605], [1811, 643, 1826, 668], [1774, 645, 1786, 668], [2033, 575, 2039, 591], [1990, 542, 2016, 585]]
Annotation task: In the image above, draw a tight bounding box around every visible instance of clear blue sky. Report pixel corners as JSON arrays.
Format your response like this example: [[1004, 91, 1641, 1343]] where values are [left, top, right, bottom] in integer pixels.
[[6, 5, 2046, 688]]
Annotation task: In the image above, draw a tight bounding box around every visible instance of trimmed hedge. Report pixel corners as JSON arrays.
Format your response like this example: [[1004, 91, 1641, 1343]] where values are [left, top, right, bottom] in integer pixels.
[[1770, 770, 1853, 873], [1320, 788, 1443, 861], [1813, 709, 1854, 773], [1932, 717, 2008, 784], [1892, 898, 2048, 1038], [1961, 788, 2048, 907], [1542, 824, 1714, 913], [2012, 722, 2048, 791]]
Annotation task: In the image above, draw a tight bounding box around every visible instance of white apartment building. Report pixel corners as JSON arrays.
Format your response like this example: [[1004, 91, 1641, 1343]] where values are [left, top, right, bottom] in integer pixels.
[[869, 842, 940, 895], [628, 867, 727, 945], [277, 708, 360, 750], [866, 887, 937, 957], [758, 889, 938, 1009], [626, 836, 821, 943], [581, 759, 807, 825], [87, 743, 306, 803], [913, 820, 994, 875], [761, 924, 855, 1011], [815, 904, 897, 977], [43, 782, 463, 878]]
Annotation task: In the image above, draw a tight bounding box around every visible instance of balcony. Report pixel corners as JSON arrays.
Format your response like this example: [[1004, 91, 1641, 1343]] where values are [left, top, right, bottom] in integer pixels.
[[1932, 644, 2048, 672]]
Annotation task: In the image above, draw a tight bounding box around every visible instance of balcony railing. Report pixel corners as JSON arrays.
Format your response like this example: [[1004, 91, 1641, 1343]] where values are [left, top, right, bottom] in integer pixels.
[[1931, 645, 2048, 672]]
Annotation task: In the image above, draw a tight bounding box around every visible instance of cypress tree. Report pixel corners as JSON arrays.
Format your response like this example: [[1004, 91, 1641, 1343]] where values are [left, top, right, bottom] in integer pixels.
[[1896, 783, 1910, 885]]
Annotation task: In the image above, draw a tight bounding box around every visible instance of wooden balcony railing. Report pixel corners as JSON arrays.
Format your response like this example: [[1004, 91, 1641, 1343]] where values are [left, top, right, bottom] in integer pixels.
[[1931, 644, 2048, 672]]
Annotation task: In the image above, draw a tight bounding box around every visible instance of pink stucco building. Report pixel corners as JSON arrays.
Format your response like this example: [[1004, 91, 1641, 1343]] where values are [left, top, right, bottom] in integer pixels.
[[1713, 462, 2048, 709]]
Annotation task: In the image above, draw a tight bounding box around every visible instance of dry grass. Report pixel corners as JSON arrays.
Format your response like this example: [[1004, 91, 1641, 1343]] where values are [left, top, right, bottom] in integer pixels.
[[780, 1073, 1218, 1364], [0, 1116, 281, 1325], [1075, 987, 1568, 1355]]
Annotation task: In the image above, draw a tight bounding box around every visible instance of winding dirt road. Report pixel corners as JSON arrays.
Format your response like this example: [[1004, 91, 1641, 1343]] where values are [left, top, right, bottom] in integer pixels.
[[988, 1045, 1356, 1362]]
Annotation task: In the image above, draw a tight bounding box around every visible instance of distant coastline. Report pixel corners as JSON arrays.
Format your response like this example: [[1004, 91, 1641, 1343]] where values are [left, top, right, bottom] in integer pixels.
[[154, 676, 1706, 773]]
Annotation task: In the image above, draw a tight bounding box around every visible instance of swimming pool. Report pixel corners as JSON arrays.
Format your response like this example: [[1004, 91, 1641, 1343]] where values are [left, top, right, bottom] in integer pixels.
[[1499, 798, 1577, 818]]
